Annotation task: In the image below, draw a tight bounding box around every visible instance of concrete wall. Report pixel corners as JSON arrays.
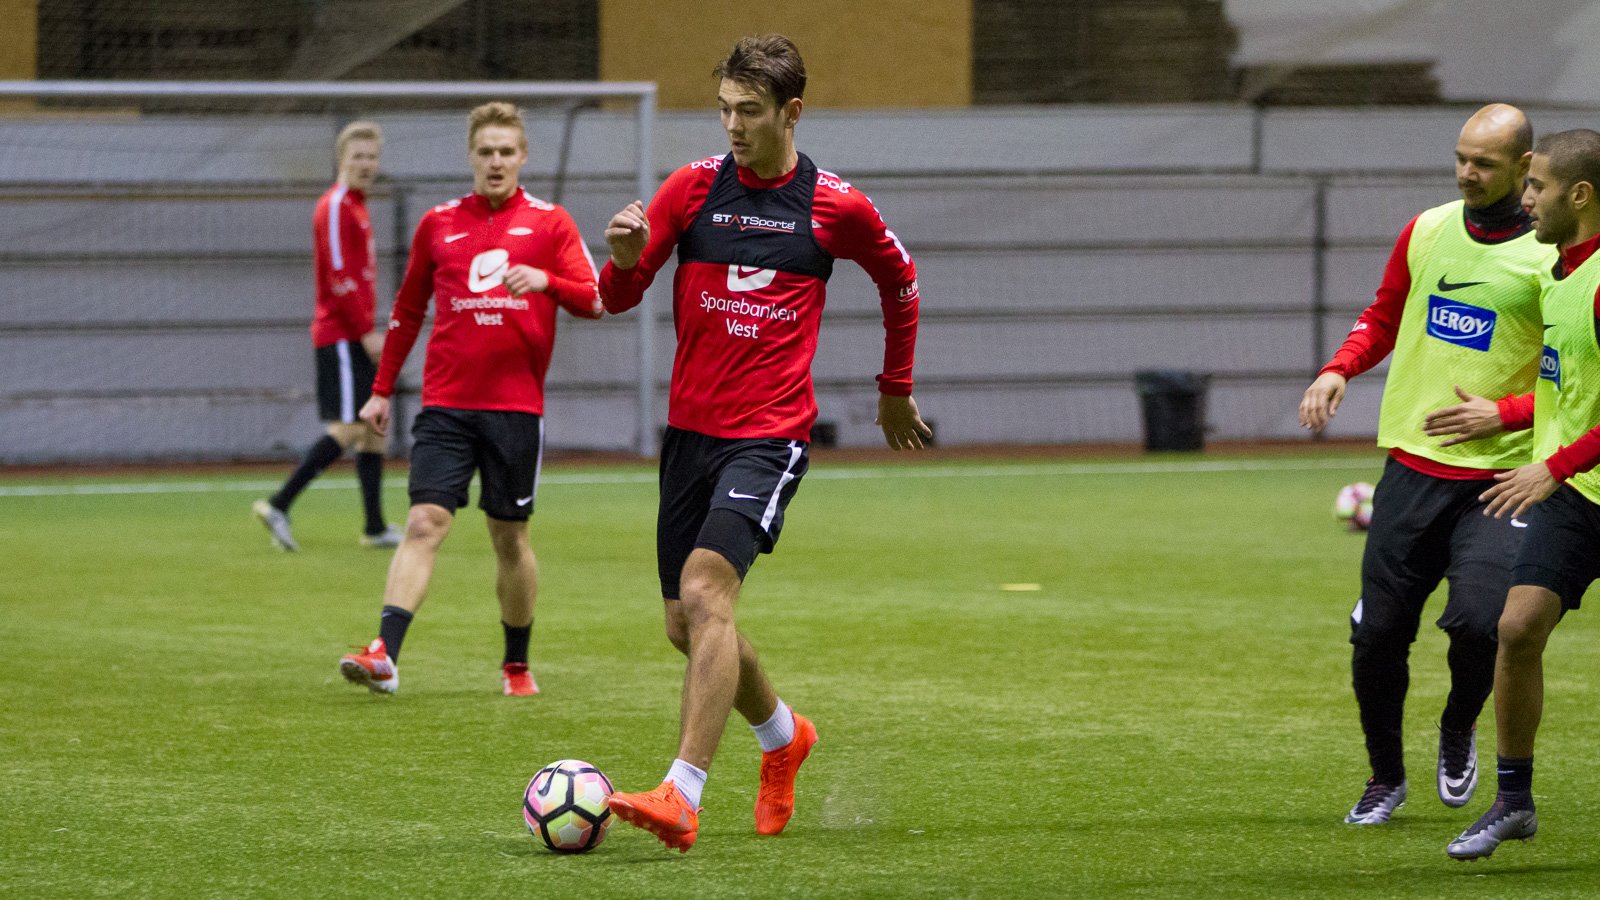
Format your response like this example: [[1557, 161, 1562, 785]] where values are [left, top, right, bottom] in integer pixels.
[[0, 103, 1533, 462]]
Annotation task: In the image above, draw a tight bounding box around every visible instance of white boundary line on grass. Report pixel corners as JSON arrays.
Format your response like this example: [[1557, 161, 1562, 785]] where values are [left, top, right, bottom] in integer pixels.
[[0, 457, 1381, 498]]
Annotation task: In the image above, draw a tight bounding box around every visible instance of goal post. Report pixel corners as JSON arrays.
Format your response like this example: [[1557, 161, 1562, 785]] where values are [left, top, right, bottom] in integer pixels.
[[0, 79, 662, 461]]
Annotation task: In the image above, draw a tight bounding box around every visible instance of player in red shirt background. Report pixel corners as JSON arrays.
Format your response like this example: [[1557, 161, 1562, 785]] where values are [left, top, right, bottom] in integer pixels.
[[337, 103, 603, 697], [599, 35, 933, 852], [253, 120, 399, 552]]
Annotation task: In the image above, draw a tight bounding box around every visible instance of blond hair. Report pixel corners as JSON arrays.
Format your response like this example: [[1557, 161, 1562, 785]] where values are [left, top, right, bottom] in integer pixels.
[[467, 102, 527, 150], [334, 120, 382, 164]]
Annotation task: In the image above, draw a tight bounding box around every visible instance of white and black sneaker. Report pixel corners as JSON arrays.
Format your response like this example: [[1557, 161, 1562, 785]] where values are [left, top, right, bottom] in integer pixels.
[[1345, 777, 1407, 824], [1437, 723, 1478, 808], [1447, 798, 1536, 860]]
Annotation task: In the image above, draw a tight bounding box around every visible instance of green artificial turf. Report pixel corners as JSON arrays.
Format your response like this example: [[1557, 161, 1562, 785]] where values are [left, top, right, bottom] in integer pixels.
[[4, 452, 1599, 898]]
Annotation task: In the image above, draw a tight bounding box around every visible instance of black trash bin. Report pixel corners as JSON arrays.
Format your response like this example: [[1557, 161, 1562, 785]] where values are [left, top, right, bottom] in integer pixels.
[[1134, 370, 1210, 452]]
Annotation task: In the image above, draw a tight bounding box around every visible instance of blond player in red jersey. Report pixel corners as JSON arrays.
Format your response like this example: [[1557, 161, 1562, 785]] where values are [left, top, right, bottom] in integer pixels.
[[253, 121, 399, 552], [599, 35, 933, 852], [337, 103, 602, 697]]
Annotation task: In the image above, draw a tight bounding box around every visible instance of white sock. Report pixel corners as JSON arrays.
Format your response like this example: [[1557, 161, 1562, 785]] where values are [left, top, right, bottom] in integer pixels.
[[752, 700, 796, 752], [665, 759, 707, 808]]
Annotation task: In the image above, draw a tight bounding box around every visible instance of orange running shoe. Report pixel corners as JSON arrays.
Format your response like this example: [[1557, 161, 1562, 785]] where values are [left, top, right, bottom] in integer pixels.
[[501, 662, 539, 696], [608, 782, 700, 852], [339, 638, 397, 694], [755, 712, 818, 835]]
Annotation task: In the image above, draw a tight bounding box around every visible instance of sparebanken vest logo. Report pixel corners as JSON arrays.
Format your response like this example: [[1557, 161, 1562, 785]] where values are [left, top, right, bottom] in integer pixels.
[[727, 264, 776, 293], [469, 249, 510, 293]]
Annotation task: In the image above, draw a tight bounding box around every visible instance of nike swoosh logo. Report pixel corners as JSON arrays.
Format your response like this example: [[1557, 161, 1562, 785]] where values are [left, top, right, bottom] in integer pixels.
[[1437, 276, 1488, 292], [1544, 323, 1557, 330], [515, 495, 534, 507], [727, 489, 761, 500], [445, 232, 469, 243], [1511, 518, 1528, 528]]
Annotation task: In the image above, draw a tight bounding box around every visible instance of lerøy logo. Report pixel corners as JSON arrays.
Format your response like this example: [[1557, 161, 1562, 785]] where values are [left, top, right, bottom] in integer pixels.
[[1541, 345, 1561, 388], [727, 264, 776, 293], [468, 249, 510, 293], [1426, 295, 1497, 351]]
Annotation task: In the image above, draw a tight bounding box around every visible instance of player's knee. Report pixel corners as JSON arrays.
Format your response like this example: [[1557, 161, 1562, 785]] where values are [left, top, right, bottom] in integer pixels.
[[404, 504, 453, 546], [1497, 607, 1545, 656], [325, 422, 363, 449], [663, 610, 691, 656], [486, 522, 529, 560], [679, 590, 734, 636]]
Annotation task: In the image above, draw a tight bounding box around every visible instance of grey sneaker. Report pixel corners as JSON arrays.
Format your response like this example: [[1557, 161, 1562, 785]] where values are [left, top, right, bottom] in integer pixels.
[[1345, 778, 1407, 824], [1448, 798, 1537, 860], [359, 524, 403, 549], [251, 499, 299, 552], [1438, 723, 1478, 808]]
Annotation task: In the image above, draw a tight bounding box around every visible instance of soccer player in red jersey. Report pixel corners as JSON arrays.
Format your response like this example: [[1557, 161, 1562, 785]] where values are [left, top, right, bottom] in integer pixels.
[[253, 121, 398, 552], [599, 35, 933, 851], [337, 103, 603, 697]]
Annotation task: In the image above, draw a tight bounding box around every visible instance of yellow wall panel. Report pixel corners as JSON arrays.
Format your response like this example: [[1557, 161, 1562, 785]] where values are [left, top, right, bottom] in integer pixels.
[[0, 0, 37, 79], [600, 0, 971, 109]]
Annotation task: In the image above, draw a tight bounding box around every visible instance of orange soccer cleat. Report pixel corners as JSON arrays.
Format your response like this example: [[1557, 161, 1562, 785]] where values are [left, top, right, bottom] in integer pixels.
[[608, 782, 700, 852], [339, 638, 397, 694], [501, 662, 539, 696], [755, 712, 818, 835]]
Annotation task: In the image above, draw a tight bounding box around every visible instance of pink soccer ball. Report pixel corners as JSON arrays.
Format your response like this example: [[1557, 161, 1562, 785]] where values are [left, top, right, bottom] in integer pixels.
[[522, 759, 613, 853], [1333, 482, 1376, 531]]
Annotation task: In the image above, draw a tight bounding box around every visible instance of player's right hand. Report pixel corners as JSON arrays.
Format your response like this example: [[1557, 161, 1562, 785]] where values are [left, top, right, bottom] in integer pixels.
[[1299, 372, 1347, 433], [360, 394, 391, 437], [605, 200, 649, 269], [1423, 385, 1504, 447]]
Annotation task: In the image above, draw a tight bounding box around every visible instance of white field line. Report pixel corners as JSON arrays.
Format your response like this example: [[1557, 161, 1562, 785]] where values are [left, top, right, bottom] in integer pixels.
[[0, 457, 1380, 499]]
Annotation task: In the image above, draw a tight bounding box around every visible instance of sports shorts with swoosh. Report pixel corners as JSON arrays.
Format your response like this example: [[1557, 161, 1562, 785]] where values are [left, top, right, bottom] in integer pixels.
[[656, 426, 809, 597], [1510, 482, 1600, 610], [408, 407, 544, 521]]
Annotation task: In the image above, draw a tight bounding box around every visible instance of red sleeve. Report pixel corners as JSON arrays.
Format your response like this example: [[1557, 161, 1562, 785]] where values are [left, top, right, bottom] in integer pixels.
[[1321, 215, 1418, 380], [540, 208, 602, 319], [334, 198, 376, 338], [599, 164, 699, 315], [825, 189, 920, 396], [1543, 285, 1600, 479], [1497, 393, 1536, 431], [372, 213, 437, 397]]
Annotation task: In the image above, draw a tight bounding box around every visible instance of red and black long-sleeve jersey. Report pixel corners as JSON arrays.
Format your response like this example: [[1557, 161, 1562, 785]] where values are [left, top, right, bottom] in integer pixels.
[[599, 154, 920, 442]]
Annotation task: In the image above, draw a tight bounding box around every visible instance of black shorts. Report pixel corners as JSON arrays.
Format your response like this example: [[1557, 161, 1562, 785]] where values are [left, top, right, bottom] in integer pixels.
[[407, 407, 544, 521], [1511, 484, 1600, 610], [1350, 455, 1525, 643], [657, 426, 809, 599], [315, 340, 377, 424]]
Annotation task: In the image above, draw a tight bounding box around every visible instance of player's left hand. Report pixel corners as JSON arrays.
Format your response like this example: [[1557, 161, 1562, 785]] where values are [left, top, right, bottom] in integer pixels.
[[505, 265, 549, 296], [1423, 385, 1504, 447], [1481, 461, 1559, 519], [877, 394, 933, 450]]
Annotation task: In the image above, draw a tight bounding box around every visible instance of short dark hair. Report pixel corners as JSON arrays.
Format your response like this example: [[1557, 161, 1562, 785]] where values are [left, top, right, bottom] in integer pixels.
[[713, 34, 806, 107], [1536, 129, 1600, 193]]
